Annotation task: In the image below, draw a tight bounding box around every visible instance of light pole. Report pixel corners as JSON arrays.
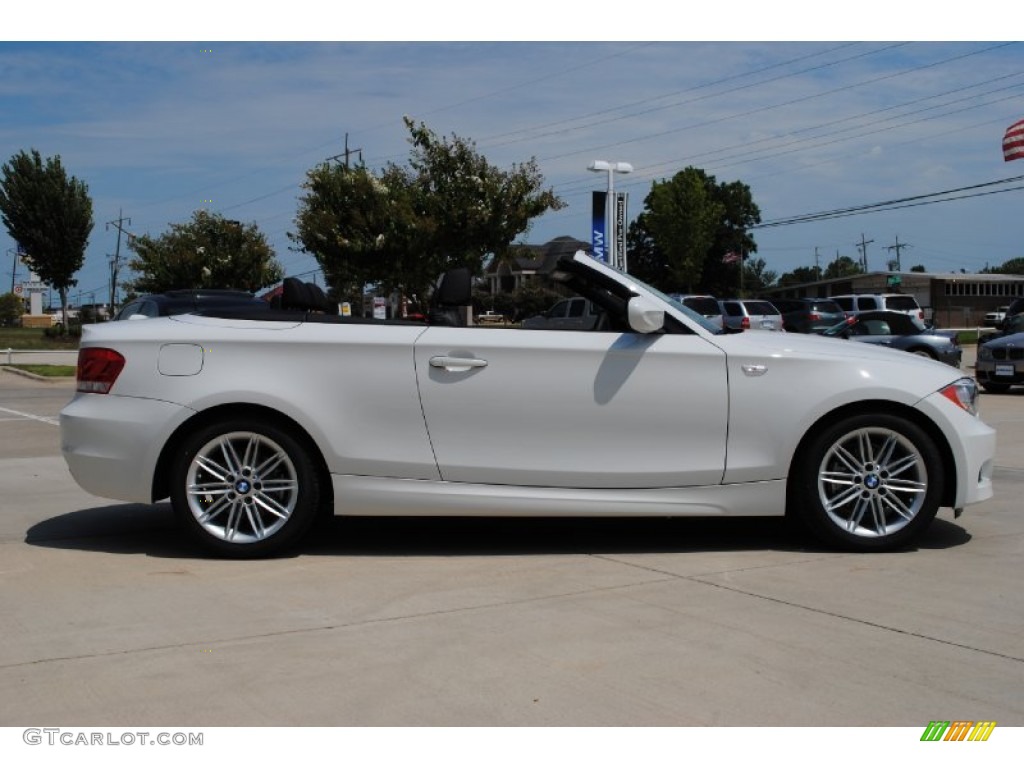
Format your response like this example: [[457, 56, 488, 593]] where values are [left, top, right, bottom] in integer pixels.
[[588, 160, 632, 271]]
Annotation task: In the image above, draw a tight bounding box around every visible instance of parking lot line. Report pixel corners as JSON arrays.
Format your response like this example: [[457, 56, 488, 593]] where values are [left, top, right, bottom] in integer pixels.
[[0, 405, 59, 426]]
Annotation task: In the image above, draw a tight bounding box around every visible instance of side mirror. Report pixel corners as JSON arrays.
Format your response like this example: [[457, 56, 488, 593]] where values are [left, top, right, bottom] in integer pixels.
[[627, 295, 664, 334]]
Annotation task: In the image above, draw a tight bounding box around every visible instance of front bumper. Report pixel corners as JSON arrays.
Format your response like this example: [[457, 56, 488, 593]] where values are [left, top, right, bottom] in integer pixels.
[[976, 358, 1024, 386], [915, 390, 996, 509], [60, 394, 194, 503]]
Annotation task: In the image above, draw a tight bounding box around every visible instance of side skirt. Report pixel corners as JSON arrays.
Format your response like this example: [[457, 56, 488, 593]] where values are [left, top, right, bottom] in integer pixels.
[[331, 476, 787, 518]]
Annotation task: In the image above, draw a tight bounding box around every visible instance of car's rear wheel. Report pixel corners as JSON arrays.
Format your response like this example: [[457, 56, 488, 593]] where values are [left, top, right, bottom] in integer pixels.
[[980, 381, 1011, 394], [170, 419, 320, 557], [793, 413, 942, 551]]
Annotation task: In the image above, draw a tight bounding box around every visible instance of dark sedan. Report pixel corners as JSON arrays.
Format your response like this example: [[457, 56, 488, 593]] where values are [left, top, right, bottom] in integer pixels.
[[976, 330, 1024, 393], [771, 297, 846, 334], [822, 310, 961, 367]]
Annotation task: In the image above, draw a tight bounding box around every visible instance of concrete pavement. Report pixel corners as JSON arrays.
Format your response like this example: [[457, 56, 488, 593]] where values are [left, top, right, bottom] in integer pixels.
[[0, 363, 1021, 727]]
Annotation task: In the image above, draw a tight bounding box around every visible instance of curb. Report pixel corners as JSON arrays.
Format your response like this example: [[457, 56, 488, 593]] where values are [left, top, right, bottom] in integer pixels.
[[0, 365, 75, 383]]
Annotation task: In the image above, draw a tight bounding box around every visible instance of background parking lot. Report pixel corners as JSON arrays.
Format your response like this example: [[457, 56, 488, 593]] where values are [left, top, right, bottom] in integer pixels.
[[0, 362, 1022, 726]]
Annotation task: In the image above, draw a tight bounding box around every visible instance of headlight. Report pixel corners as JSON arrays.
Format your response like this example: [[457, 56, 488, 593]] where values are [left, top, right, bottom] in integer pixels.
[[978, 346, 993, 361], [939, 377, 979, 416]]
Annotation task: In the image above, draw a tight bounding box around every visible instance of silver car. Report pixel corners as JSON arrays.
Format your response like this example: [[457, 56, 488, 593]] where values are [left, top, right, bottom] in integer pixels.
[[719, 299, 784, 331]]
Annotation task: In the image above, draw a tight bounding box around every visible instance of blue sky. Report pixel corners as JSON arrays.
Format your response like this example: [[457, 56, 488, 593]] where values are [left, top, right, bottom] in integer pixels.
[[3, 11, 1023, 305]]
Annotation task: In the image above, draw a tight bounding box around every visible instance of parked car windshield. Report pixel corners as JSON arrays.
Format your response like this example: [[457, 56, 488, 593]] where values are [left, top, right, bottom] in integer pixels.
[[743, 301, 780, 315], [885, 296, 921, 311]]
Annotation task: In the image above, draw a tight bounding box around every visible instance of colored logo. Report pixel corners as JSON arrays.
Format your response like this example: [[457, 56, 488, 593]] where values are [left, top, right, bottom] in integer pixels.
[[920, 721, 996, 742]]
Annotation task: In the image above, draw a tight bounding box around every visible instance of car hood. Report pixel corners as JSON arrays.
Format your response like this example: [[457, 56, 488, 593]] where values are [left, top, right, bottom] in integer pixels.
[[982, 331, 1024, 348], [708, 328, 965, 394]]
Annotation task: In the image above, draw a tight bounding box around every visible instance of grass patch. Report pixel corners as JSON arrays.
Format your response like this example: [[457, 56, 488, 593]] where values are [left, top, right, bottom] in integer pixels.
[[7, 363, 77, 377], [0, 326, 81, 350]]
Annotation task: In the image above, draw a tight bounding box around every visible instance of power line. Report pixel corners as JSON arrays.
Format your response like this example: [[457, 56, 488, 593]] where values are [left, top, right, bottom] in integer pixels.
[[755, 175, 1024, 229]]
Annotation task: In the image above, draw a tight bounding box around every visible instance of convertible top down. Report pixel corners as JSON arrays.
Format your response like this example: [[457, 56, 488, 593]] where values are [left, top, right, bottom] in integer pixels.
[[60, 252, 996, 557]]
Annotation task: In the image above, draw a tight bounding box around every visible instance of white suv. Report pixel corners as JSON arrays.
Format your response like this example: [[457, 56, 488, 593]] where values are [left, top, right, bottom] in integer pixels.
[[832, 294, 923, 320]]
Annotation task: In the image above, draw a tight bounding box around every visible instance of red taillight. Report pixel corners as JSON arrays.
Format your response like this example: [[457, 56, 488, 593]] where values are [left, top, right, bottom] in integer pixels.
[[741, 316, 750, 330], [809, 312, 821, 321], [77, 348, 125, 394]]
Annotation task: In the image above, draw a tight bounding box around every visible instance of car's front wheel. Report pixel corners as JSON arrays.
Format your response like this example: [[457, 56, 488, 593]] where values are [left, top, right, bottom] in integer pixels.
[[793, 413, 942, 551], [170, 419, 321, 557]]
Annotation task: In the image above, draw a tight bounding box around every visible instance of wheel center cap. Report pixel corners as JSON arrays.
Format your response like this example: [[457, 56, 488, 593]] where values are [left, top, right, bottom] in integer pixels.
[[864, 474, 880, 490], [235, 479, 251, 494]]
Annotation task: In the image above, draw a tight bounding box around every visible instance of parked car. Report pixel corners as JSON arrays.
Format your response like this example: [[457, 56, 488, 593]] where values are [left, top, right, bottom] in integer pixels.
[[60, 251, 994, 557], [669, 294, 723, 328], [978, 313, 1024, 345], [1002, 297, 1024, 324], [822, 310, 961, 367], [521, 296, 603, 330], [771, 298, 846, 334], [113, 289, 269, 321], [975, 329, 1024, 393], [983, 306, 1010, 327], [831, 294, 924, 321], [720, 299, 784, 331]]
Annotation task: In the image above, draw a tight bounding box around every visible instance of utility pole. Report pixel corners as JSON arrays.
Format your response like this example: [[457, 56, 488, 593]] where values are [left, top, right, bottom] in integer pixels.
[[855, 233, 874, 271], [106, 210, 132, 311], [326, 133, 363, 168], [8, 247, 18, 295], [886, 236, 911, 271]]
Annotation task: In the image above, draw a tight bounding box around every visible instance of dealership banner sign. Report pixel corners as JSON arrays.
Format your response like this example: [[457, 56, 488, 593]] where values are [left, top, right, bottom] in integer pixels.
[[591, 191, 607, 262]]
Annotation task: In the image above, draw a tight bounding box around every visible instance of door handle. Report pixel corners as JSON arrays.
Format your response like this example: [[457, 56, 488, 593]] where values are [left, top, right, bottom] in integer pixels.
[[429, 356, 488, 372]]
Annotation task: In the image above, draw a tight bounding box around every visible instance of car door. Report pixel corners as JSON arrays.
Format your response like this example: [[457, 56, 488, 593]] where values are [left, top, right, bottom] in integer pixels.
[[414, 325, 729, 489]]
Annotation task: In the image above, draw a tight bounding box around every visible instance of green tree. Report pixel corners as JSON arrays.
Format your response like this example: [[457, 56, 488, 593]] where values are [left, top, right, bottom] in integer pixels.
[[778, 266, 823, 287], [741, 257, 778, 295], [624, 211, 668, 287], [700, 179, 762, 297], [641, 168, 724, 293], [128, 210, 282, 294], [0, 149, 93, 328], [291, 162, 421, 306], [0, 292, 24, 326], [909, 264, 927, 273], [823, 255, 864, 280], [990, 257, 1024, 275], [626, 168, 760, 295], [292, 118, 565, 303]]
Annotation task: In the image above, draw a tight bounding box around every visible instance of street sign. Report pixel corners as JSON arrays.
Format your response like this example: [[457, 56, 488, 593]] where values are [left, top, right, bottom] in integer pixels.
[[13, 284, 23, 296]]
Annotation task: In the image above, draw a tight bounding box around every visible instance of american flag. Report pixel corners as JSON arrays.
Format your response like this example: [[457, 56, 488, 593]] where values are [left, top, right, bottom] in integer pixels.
[[722, 251, 742, 264], [1003, 118, 1024, 162]]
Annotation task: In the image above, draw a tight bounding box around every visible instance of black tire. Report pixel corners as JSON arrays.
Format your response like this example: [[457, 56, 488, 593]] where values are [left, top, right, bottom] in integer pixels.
[[170, 418, 321, 558], [980, 381, 1011, 394], [792, 413, 943, 551]]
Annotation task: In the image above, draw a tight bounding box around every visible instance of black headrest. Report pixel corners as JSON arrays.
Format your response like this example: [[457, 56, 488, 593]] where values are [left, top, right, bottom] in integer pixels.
[[434, 267, 472, 307], [279, 278, 336, 314], [281, 277, 312, 310]]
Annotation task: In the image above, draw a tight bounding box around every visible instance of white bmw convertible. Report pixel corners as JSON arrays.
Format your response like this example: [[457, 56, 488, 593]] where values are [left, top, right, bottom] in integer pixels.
[[60, 252, 996, 557]]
